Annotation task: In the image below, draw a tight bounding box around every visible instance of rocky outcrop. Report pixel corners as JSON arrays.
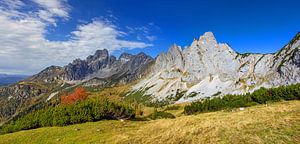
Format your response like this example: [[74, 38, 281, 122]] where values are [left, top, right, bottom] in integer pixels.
[[62, 50, 153, 84], [132, 32, 300, 103]]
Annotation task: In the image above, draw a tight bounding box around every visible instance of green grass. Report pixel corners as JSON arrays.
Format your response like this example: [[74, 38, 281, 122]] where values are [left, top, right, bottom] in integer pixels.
[[0, 100, 299, 144]]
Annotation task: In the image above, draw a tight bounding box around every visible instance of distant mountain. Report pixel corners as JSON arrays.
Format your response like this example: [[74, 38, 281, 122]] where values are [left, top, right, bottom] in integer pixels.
[[0, 50, 153, 123], [0, 74, 28, 86], [132, 32, 300, 102], [27, 49, 154, 85]]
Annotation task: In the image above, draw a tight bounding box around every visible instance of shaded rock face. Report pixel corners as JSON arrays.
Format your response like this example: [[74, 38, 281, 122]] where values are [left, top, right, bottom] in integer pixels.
[[62, 49, 110, 80], [25, 49, 153, 83], [133, 32, 300, 103], [62, 50, 153, 83]]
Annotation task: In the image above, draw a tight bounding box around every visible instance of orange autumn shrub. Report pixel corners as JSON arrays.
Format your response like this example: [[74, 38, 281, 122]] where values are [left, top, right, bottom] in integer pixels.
[[61, 87, 88, 105]]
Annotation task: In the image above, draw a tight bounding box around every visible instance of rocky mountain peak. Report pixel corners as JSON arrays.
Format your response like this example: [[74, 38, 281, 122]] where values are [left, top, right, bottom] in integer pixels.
[[87, 49, 109, 62], [168, 44, 182, 53], [28, 65, 64, 82], [167, 44, 184, 68], [94, 49, 109, 58], [119, 52, 134, 62], [133, 32, 300, 103], [137, 52, 148, 57], [199, 32, 216, 42], [60, 49, 154, 81]]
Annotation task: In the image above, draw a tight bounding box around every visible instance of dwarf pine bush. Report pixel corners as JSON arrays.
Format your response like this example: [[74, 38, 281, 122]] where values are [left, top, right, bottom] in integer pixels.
[[1, 99, 135, 134], [184, 83, 300, 115]]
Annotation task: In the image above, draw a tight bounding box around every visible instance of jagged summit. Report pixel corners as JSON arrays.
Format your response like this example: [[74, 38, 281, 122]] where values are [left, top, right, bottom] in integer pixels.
[[133, 32, 300, 103], [119, 52, 133, 62], [94, 49, 109, 58], [200, 31, 216, 40], [26, 50, 154, 82]]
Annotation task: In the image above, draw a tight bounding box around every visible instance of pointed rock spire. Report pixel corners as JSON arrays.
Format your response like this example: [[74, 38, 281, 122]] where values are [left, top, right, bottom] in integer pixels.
[[119, 52, 133, 62], [94, 49, 109, 59], [199, 31, 217, 45]]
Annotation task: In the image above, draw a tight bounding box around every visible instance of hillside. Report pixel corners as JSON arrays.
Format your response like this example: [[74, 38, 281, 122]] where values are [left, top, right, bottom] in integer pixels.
[[0, 100, 299, 144], [0, 50, 153, 123]]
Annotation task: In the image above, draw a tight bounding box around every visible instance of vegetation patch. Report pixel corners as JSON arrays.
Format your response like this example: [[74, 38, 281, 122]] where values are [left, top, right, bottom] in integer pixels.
[[125, 90, 152, 105], [184, 83, 300, 115], [125, 86, 171, 108], [164, 105, 180, 111], [185, 92, 198, 98], [212, 91, 221, 97], [235, 52, 252, 59], [60, 87, 88, 105], [0, 99, 135, 134], [148, 109, 175, 120], [171, 89, 186, 101]]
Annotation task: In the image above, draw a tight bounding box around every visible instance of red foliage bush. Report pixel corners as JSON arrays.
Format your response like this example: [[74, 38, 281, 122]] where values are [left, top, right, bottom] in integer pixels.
[[61, 87, 88, 105]]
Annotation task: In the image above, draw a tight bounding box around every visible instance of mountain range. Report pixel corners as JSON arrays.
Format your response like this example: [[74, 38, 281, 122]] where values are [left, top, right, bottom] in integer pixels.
[[0, 32, 299, 123], [0, 74, 28, 87]]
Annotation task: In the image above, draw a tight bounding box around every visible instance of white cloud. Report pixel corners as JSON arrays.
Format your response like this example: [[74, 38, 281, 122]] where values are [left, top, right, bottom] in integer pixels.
[[0, 0, 24, 9], [0, 0, 152, 75], [32, 0, 70, 25], [33, 0, 70, 18]]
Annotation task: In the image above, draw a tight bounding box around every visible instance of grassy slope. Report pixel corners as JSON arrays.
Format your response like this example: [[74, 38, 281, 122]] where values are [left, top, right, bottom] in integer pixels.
[[0, 101, 299, 144]]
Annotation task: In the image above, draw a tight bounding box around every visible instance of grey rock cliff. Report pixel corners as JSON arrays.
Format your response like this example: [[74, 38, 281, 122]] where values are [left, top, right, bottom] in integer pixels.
[[132, 32, 300, 102], [61, 49, 153, 83]]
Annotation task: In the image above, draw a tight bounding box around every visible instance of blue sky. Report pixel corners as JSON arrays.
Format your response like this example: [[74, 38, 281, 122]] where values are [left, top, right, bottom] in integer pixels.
[[0, 0, 299, 74], [57, 0, 300, 55]]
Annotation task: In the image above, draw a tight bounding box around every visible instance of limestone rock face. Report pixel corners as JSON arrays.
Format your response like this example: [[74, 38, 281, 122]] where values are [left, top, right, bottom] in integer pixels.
[[132, 32, 300, 102]]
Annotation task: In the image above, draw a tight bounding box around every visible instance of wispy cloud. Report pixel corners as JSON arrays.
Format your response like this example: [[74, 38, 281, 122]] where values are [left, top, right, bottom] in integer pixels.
[[33, 0, 70, 25], [0, 0, 152, 75], [145, 35, 157, 41], [126, 22, 160, 42]]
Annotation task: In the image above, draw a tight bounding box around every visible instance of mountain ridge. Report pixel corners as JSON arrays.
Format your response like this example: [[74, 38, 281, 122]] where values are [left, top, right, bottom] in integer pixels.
[[132, 32, 300, 102]]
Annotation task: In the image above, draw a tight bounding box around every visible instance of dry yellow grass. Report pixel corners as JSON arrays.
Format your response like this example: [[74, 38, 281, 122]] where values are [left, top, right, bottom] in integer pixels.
[[89, 84, 133, 102], [115, 101, 300, 144], [0, 101, 299, 144]]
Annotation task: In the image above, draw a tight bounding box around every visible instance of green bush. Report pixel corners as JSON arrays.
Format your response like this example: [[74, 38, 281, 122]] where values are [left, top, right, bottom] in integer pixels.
[[184, 83, 300, 115], [148, 109, 175, 120], [1, 99, 135, 134], [125, 89, 170, 108], [164, 105, 180, 111]]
